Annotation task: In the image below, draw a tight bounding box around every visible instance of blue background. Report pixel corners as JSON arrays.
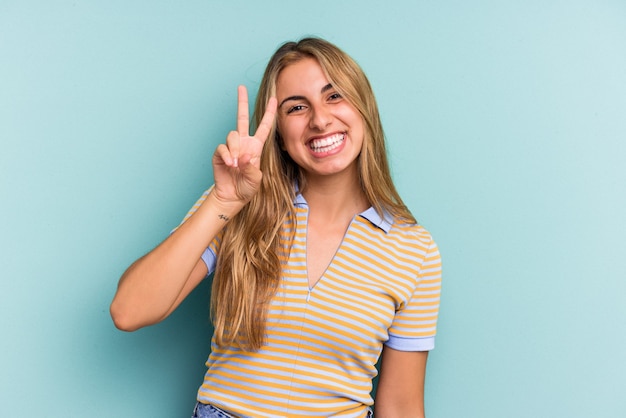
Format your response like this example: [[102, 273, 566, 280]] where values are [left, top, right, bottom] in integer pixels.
[[1, 1, 625, 417]]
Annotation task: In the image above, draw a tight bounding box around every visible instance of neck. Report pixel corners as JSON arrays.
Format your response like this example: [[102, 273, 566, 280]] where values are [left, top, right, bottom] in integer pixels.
[[301, 173, 369, 222]]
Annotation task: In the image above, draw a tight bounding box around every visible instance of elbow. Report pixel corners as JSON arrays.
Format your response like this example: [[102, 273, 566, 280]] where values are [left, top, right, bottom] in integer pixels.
[[110, 301, 142, 332], [110, 298, 164, 332]]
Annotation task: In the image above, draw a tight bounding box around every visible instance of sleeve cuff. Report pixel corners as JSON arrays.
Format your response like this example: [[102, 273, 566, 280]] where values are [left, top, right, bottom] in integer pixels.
[[384, 335, 435, 352], [201, 247, 217, 276]]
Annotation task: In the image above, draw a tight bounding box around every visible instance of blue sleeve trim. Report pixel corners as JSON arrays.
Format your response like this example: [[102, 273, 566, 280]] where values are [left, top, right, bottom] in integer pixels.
[[201, 247, 217, 276], [384, 335, 435, 352]]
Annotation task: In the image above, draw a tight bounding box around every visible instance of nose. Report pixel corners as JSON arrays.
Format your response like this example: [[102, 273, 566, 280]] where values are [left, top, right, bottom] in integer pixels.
[[309, 104, 332, 130]]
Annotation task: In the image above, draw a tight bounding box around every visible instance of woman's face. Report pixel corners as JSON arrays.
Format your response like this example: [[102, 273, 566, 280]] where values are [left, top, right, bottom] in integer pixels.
[[275, 58, 364, 181]]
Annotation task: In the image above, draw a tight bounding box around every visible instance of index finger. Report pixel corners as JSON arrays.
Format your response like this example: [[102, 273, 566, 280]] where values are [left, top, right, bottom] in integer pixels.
[[253, 96, 277, 143], [237, 85, 249, 136]]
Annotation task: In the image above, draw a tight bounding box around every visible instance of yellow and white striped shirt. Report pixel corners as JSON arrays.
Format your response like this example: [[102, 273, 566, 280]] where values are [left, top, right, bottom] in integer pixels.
[[186, 190, 442, 418]]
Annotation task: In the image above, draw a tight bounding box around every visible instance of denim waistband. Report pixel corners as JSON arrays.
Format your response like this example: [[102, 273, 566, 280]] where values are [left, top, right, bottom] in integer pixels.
[[192, 402, 237, 418]]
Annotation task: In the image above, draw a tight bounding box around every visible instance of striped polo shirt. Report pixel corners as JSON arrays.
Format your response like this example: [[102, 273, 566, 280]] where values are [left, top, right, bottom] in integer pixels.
[[184, 189, 441, 418]]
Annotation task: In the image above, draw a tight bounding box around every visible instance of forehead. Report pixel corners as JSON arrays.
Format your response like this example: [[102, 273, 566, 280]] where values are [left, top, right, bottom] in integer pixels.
[[276, 58, 330, 95]]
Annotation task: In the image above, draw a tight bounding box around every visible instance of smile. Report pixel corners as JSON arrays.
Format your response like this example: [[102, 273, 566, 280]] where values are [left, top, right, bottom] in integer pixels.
[[308, 133, 345, 153]]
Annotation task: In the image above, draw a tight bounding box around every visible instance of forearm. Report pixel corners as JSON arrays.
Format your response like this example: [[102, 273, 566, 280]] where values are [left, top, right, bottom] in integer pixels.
[[374, 348, 428, 418], [374, 390, 425, 418], [110, 190, 242, 331]]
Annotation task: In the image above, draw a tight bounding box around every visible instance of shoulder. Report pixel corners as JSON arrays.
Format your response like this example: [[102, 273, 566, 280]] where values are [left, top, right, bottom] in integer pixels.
[[356, 208, 438, 259], [388, 220, 436, 250]]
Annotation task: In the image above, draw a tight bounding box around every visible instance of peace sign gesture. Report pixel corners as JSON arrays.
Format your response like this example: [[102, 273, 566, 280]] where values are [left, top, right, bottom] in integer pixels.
[[212, 85, 277, 208]]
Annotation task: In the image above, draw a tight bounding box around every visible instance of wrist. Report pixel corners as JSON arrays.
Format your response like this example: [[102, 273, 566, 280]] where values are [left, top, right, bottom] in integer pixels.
[[204, 188, 245, 221]]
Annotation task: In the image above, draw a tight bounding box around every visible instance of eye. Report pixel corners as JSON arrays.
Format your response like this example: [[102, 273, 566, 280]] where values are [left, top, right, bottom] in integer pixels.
[[328, 92, 343, 101], [286, 104, 306, 114]]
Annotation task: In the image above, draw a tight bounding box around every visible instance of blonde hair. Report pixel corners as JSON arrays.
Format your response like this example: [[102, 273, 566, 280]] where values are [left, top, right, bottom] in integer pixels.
[[211, 37, 416, 351]]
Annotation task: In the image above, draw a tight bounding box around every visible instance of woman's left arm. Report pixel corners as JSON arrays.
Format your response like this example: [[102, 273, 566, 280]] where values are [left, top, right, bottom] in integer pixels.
[[374, 347, 429, 418]]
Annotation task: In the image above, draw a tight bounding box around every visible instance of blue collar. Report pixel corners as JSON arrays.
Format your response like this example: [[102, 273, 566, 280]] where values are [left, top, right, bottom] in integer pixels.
[[293, 192, 392, 234]]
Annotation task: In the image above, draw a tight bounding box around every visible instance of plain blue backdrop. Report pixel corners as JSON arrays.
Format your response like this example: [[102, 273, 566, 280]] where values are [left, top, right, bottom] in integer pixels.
[[1, 1, 625, 417]]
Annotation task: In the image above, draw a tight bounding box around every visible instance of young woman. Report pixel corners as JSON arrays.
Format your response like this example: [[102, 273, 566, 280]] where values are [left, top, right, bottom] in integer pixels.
[[110, 37, 441, 418]]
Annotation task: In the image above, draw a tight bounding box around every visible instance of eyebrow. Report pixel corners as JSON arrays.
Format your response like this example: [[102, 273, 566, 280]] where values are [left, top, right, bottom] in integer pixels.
[[278, 83, 334, 108]]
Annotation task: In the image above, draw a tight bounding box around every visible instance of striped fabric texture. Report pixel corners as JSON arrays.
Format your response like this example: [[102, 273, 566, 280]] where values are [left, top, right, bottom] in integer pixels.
[[183, 190, 442, 418]]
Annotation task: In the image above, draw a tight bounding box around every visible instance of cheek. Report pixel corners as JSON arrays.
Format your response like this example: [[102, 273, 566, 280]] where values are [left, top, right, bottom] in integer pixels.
[[277, 118, 290, 137], [277, 120, 301, 145], [338, 107, 364, 130]]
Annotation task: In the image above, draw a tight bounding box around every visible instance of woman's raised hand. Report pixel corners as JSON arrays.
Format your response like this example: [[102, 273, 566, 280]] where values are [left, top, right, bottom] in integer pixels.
[[212, 85, 277, 207]]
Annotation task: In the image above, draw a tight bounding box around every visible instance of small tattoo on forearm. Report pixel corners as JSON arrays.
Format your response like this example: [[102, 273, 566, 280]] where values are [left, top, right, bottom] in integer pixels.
[[218, 214, 230, 221]]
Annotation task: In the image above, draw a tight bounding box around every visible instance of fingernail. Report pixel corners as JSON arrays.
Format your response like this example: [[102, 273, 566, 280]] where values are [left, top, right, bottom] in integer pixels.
[[233, 158, 238, 167]]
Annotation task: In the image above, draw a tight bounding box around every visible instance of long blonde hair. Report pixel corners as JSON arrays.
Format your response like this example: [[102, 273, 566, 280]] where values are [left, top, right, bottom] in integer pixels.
[[211, 37, 416, 351]]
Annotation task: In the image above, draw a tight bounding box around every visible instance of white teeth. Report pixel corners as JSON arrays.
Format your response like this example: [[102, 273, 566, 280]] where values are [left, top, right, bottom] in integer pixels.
[[309, 133, 344, 152]]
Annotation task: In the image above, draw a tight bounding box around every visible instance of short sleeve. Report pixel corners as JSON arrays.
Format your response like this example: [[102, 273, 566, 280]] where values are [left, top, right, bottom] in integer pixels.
[[385, 236, 442, 351], [201, 239, 219, 275]]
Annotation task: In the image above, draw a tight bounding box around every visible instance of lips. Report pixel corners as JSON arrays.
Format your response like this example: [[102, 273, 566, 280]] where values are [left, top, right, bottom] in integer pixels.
[[308, 133, 345, 153]]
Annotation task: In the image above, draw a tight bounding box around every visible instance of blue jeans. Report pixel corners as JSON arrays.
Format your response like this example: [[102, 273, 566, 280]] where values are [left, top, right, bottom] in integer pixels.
[[192, 402, 236, 418], [192, 402, 373, 417]]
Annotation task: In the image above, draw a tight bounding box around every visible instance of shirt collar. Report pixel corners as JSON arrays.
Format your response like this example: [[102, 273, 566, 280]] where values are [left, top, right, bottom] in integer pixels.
[[359, 206, 393, 233], [293, 192, 392, 234]]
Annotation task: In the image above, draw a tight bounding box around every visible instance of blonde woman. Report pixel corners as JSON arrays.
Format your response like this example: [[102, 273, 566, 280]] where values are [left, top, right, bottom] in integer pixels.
[[111, 37, 441, 418]]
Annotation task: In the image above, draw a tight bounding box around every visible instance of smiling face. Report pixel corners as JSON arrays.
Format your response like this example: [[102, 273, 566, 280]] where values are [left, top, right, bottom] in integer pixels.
[[275, 57, 365, 181]]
